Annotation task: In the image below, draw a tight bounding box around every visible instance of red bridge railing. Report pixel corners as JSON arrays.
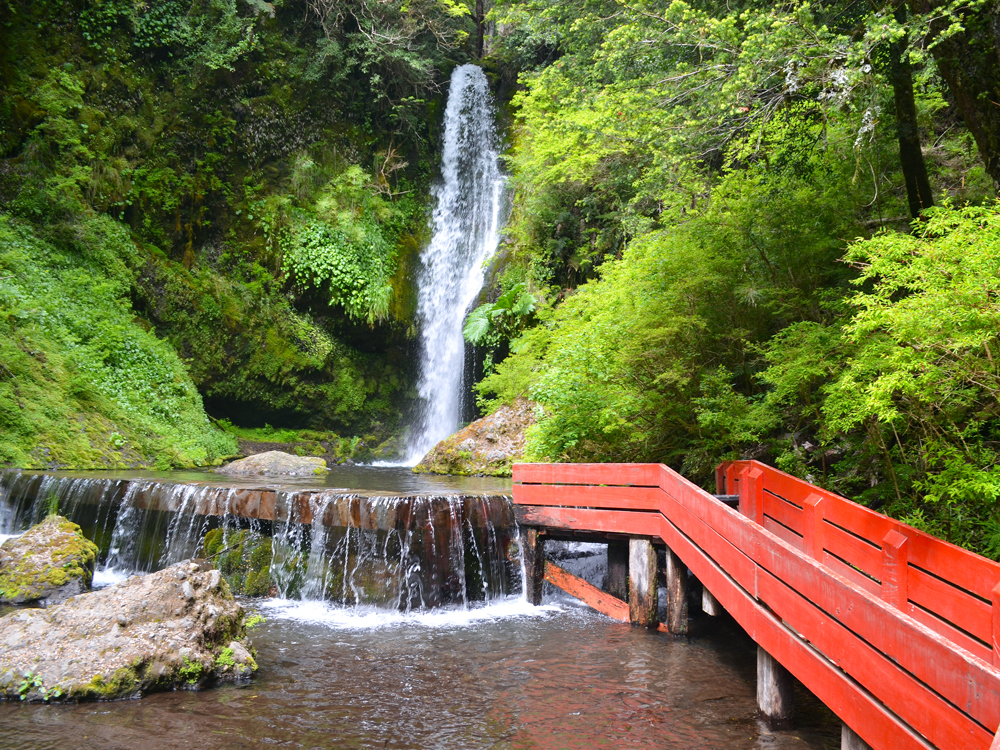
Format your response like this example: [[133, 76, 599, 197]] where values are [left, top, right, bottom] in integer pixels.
[[512, 460, 1000, 750]]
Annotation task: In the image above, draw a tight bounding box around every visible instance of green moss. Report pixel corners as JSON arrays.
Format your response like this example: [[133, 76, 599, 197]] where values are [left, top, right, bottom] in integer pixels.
[[178, 656, 203, 685], [202, 529, 274, 597], [0, 516, 99, 602]]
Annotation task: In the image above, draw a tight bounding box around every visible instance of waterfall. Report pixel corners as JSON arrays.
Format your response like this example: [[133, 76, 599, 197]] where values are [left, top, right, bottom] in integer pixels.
[[407, 64, 507, 464], [0, 470, 520, 610]]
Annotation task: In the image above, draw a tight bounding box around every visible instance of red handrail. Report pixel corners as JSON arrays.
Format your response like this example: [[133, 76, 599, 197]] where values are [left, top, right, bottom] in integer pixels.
[[513, 461, 1000, 750]]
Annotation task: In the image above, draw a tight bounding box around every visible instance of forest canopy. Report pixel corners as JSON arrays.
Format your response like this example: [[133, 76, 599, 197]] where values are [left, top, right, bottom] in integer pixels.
[[471, 0, 1000, 555]]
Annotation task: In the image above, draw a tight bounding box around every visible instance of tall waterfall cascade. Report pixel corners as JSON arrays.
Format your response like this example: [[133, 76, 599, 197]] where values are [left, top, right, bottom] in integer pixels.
[[407, 64, 507, 464]]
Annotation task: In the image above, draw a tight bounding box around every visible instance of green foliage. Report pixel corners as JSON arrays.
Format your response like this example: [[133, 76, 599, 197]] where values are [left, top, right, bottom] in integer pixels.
[[178, 655, 203, 685], [203, 528, 274, 597], [0, 213, 236, 468]]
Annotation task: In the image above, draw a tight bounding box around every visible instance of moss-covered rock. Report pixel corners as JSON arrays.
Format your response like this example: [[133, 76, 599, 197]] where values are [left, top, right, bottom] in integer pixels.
[[202, 528, 274, 597], [413, 399, 536, 477], [0, 515, 99, 606], [0, 559, 257, 703]]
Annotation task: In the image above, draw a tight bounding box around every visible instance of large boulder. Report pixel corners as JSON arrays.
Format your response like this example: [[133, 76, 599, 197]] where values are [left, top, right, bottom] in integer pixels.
[[215, 450, 328, 476], [0, 516, 99, 606], [0, 559, 257, 703], [413, 399, 536, 476]]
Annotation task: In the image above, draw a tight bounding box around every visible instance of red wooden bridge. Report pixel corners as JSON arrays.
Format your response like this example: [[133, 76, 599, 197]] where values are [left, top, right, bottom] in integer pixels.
[[512, 460, 1000, 750]]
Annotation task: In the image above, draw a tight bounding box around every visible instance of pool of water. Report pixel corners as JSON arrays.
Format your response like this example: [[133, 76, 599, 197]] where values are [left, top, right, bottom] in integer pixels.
[[2, 465, 512, 496], [0, 595, 839, 750]]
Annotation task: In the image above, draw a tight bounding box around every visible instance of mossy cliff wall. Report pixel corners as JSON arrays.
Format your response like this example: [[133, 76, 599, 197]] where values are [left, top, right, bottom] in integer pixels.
[[0, 0, 485, 467]]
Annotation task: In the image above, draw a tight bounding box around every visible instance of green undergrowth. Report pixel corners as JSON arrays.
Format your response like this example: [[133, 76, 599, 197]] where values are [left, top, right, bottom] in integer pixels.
[[0, 213, 236, 468]]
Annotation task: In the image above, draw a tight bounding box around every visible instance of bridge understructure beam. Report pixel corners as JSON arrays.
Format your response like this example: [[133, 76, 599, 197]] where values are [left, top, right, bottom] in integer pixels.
[[513, 461, 1000, 750]]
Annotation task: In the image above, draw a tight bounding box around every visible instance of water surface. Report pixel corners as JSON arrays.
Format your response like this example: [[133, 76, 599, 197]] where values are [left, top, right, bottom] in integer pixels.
[[0, 597, 839, 750]]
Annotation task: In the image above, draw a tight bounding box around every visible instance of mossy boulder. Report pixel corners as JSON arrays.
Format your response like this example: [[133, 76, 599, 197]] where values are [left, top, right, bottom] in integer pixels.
[[202, 528, 274, 597], [413, 399, 536, 477], [215, 450, 328, 476], [0, 559, 258, 703], [0, 515, 99, 606]]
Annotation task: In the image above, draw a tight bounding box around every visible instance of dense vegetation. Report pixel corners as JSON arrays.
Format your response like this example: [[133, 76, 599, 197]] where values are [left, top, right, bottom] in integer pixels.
[[471, 0, 1000, 555], [2, 0, 999, 557], [0, 0, 483, 467]]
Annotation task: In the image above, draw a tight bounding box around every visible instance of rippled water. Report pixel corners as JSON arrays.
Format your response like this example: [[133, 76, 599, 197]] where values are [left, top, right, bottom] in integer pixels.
[[0, 595, 839, 750]]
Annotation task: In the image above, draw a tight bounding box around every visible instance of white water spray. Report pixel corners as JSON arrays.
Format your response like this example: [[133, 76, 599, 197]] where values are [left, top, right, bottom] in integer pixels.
[[406, 64, 507, 464]]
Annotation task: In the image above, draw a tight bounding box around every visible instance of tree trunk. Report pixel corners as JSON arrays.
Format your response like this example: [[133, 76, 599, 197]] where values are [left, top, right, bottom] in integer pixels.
[[476, 0, 485, 58], [907, 0, 1000, 190], [890, 3, 934, 218]]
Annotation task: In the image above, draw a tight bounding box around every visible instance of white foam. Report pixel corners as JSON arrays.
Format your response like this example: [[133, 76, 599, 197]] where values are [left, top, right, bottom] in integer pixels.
[[258, 596, 562, 630], [92, 567, 130, 588], [0, 533, 20, 548]]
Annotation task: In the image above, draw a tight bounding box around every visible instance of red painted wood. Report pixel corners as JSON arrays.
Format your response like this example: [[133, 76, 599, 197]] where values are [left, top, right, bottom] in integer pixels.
[[822, 522, 883, 580], [715, 464, 725, 494], [757, 565, 992, 748], [544, 560, 630, 622], [881, 530, 909, 610], [656, 471, 1000, 730], [748, 467, 764, 525], [762, 490, 804, 536], [905, 602, 993, 664], [649, 511, 930, 750], [763, 516, 805, 552], [993, 584, 1000, 668], [513, 463, 661, 487], [802, 493, 824, 560], [513, 483, 663, 511], [908, 565, 992, 644], [738, 460, 1000, 602], [512, 461, 1000, 745]]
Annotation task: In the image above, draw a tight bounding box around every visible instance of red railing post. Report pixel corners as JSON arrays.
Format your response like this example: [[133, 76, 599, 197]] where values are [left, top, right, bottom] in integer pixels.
[[881, 530, 909, 610], [741, 466, 764, 525], [802, 493, 825, 560], [715, 463, 726, 494], [991, 582, 1000, 667]]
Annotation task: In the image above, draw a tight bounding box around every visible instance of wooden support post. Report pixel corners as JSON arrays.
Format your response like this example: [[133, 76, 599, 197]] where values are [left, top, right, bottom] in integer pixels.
[[522, 528, 546, 606], [757, 646, 794, 724], [606, 540, 629, 601], [628, 537, 658, 627], [841, 724, 872, 750], [802, 493, 825, 560], [664, 545, 688, 634], [881, 529, 909, 610], [702, 586, 723, 616]]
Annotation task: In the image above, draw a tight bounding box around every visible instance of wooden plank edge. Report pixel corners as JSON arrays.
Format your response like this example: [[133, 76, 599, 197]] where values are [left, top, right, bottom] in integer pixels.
[[544, 560, 630, 622]]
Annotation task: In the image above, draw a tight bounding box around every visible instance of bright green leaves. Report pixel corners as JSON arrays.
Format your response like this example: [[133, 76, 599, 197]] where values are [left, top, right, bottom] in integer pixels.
[[824, 203, 1000, 435], [463, 283, 537, 346], [283, 220, 394, 324]]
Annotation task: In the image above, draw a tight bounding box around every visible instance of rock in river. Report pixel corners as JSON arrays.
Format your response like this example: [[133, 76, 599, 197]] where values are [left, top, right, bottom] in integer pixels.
[[414, 398, 536, 476], [216, 449, 328, 476], [0, 559, 257, 702], [0, 515, 98, 606]]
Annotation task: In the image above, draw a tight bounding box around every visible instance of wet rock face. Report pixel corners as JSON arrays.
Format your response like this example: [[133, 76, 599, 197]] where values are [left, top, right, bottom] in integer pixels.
[[0, 559, 257, 703], [0, 516, 99, 606], [216, 450, 328, 476], [414, 399, 536, 477]]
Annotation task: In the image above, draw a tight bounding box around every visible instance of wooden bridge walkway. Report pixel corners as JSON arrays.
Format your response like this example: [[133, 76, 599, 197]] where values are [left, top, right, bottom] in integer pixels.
[[512, 460, 1000, 750]]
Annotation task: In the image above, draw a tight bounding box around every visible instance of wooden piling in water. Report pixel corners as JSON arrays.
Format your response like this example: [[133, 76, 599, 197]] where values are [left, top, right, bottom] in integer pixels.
[[757, 645, 794, 723], [523, 528, 546, 606], [628, 537, 658, 627], [664, 545, 688, 634], [606, 539, 628, 601]]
